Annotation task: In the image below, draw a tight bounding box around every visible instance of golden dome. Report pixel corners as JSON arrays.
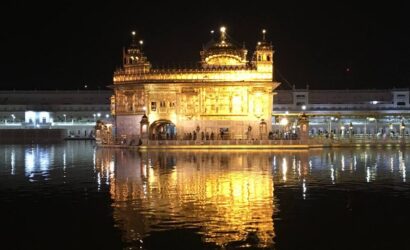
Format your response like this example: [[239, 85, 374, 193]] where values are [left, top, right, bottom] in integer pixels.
[[200, 27, 248, 68]]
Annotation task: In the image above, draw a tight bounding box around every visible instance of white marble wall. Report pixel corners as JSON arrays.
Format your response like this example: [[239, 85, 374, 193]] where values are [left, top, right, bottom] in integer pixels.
[[116, 115, 142, 139]]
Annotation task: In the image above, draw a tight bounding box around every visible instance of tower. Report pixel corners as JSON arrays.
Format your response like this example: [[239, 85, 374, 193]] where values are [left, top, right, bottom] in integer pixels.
[[253, 29, 274, 78], [123, 31, 151, 73]]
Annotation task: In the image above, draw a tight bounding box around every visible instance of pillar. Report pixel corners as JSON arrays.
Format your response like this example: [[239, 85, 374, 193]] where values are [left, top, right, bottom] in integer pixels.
[[140, 114, 149, 140]]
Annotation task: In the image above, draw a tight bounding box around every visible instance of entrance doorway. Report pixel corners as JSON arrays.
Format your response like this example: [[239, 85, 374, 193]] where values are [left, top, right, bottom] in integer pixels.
[[149, 120, 177, 140]]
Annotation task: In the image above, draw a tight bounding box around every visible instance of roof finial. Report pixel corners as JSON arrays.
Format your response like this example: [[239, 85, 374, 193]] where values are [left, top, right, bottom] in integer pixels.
[[131, 30, 137, 44], [210, 30, 215, 41], [262, 29, 266, 41], [220, 26, 226, 42]]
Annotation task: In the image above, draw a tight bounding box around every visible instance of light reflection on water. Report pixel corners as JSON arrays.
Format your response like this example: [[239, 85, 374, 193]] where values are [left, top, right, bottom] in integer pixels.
[[98, 150, 276, 248], [94, 148, 410, 249], [1, 143, 410, 249]]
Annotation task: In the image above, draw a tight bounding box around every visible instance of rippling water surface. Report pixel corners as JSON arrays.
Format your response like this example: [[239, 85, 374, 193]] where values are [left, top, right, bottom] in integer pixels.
[[1, 142, 410, 249]]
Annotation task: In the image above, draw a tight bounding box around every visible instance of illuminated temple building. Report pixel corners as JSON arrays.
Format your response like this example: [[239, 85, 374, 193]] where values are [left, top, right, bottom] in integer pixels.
[[111, 28, 279, 140]]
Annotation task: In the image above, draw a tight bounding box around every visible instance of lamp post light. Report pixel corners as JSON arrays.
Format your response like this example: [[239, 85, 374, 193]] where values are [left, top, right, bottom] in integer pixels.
[[279, 117, 289, 139], [105, 114, 109, 119], [366, 117, 375, 137], [63, 114, 66, 123], [93, 114, 96, 122], [11, 114, 15, 123], [97, 113, 101, 118]]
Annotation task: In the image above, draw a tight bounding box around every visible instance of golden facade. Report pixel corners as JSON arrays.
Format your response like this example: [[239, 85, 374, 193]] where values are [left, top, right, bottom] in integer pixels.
[[112, 27, 280, 139]]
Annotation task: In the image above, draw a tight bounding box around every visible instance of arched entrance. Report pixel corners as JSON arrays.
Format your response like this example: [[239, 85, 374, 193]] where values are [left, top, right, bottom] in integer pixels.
[[149, 120, 177, 140]]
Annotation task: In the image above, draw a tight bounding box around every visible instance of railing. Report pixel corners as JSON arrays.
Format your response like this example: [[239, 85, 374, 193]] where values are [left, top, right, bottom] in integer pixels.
[[309, 136, 410, 145], [146, 139, 304, 146], [108, 136, 410, 147], [273, 103, 410, 112]]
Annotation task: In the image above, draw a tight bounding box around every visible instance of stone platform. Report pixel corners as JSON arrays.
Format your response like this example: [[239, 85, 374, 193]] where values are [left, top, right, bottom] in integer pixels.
[[97, 138, 410, 150]]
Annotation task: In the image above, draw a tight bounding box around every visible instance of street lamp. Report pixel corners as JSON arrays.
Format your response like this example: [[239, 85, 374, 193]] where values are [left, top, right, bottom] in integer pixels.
[[97, 113, 101, 118], [63, 114, 66, 123], [11, 114, 15, 123], [105, 114, 109, 119], [93, 114, 96, 121]]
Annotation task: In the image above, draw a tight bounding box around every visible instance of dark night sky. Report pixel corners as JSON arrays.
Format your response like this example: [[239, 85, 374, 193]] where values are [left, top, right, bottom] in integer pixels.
[[1, 1, 409, 90]]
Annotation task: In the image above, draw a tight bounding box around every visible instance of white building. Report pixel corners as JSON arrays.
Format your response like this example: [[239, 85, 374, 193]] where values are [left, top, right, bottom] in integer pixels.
[[0, 90, 112, 138], [273, 87, 410, 137]]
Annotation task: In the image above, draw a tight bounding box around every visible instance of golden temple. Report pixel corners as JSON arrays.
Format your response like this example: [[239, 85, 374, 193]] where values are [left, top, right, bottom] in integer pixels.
[[111, 27, 279, 140]]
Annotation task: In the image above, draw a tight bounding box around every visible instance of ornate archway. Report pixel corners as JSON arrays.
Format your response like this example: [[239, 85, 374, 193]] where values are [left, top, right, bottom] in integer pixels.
[[149, 120, 176, 140]]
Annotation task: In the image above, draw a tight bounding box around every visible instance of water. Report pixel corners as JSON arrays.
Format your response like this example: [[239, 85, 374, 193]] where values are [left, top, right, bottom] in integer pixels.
[[1, 142, 410, 249]]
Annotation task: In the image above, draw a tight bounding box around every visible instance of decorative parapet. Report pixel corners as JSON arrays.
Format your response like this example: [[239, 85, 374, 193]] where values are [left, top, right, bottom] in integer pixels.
[[113, 68, 272, 83]]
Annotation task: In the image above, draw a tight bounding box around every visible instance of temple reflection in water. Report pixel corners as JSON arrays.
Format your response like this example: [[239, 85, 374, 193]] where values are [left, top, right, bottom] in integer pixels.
[[94, 148, 409, 248], [95, 150, 283, 247]]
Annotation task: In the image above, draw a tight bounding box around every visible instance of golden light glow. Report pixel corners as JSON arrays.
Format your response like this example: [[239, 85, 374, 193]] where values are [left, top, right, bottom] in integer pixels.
[[170, 112, 177, 125], [279, 117, 289, 126], [282, 157, 288, 182], [131, 31, 136, 36], [96, 150, 276, 247], [232, 95, 242, 113], [114, 70, 274, 83], [205, 55, 243, 65], [139, 40, 143, 45], [115, 84, 275, 139], [113, 28, 278, 139], [262, 29, 266, 34]]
